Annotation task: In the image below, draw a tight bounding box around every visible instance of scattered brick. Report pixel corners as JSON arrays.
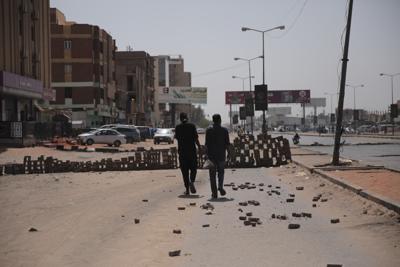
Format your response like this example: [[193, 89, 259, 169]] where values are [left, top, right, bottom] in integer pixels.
[[169, 250, 181, 257], [330, 218, 340, 224], [288, 223, 300, 229]]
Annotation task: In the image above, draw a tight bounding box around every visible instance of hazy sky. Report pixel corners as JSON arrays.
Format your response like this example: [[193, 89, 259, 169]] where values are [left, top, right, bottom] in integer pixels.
[[50, 0, 400, 120]]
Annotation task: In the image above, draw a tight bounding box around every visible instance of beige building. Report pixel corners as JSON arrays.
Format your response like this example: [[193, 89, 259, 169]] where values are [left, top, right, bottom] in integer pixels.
[[154, 55, 192, 127], [0, 0, 52, 121]]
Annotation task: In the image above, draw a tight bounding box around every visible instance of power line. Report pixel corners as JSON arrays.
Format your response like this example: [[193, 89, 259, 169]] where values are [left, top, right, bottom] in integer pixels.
[[269, 0, 309, 39], [193, 62, 247, 78]]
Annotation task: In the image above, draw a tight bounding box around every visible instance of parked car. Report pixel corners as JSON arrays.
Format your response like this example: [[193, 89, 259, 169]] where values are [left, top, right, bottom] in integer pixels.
[[153, 128, 174, 144], [78, 129, 126, 147], [196, 127, 206, 134], [136, 126, 152, 141], [110, 126, 140, 143]]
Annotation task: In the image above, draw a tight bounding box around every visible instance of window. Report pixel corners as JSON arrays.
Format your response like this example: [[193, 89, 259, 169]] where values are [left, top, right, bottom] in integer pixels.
[[64, 64, 72, 74], [65, 87, 72, 98], [64, 40, 72, 49], [127, 75, 133, 91]]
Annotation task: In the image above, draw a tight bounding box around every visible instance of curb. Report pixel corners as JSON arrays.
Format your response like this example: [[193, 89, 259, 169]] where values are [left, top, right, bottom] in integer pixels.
[[291, 158, 400, 214]]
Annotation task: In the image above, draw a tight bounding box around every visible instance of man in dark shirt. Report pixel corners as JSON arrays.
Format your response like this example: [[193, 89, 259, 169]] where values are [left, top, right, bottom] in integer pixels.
[[175, 112, 201, 195], [205, 114, 230, 198]]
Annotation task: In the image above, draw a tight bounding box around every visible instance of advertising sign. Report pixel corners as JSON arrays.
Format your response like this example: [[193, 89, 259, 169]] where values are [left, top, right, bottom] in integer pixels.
[[226, 89, 310, 105], [268, 90, 310, 104], [225, 91, 253, 105], [159, 87, 207, 104]]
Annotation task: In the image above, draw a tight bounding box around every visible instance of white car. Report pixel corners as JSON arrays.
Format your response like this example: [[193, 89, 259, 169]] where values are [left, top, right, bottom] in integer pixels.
[[196, 127, 206, 134], [78, 129, 127, 147], [153, 128, 174, 144]]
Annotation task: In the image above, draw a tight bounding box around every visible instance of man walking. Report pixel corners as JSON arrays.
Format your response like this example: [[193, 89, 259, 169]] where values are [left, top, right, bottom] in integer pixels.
[[175, 112, 201, 195], [205, 114, 230, 198]]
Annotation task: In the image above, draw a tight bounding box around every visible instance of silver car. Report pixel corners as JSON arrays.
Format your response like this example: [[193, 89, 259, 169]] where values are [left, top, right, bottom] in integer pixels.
[[78, 129, 127, 147]]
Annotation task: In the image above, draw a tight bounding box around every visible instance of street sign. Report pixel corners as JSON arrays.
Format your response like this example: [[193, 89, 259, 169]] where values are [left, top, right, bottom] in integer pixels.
[[254, 84, 268, 111], [239, 107, 246, 120]]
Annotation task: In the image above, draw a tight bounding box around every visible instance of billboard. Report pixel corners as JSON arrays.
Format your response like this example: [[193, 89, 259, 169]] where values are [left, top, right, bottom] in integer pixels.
[[225, 91, 253, 105], [268, 90, 310, 104], [159, 87, 207, 104], [226, 89, 310, 105]]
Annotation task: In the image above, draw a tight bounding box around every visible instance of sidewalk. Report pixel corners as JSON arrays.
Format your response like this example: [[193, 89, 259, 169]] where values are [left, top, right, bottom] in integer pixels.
[[291, 146, 400, 213]]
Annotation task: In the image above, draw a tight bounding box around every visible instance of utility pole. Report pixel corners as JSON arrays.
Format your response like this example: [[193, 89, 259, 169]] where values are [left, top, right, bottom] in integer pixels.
[[333, 0, 353, 165]]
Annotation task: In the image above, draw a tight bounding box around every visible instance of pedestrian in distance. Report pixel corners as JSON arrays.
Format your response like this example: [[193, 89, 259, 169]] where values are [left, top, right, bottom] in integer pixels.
[[205, 114, 230, 199], [175, 112, 201, 195]]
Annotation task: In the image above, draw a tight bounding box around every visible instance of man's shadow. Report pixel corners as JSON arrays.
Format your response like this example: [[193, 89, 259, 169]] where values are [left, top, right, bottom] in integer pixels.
[[207, 197, 234, 202], [178, 194, 204, 199]]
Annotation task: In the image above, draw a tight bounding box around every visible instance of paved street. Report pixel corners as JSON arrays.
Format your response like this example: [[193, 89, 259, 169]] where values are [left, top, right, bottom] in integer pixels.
[[274, 132, 400, 171], [0, 156, 399, 267]]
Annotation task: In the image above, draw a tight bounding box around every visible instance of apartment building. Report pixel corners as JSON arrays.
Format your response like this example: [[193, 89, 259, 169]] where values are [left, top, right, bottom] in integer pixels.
[[115, 51, 155, 126], [49, 8, 117, 127], [0, 0, 52, 122]]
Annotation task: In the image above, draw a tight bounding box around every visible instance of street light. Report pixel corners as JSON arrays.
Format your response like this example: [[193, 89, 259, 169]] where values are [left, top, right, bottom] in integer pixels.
[[324, 92, 337, 115], [345, 84, 364, 112], [232, 75, 255, 91], [380, 72, 400, 135], [241, 25, 285, 133], [234, 56, 263, 134], [380, 73, 400, 104]]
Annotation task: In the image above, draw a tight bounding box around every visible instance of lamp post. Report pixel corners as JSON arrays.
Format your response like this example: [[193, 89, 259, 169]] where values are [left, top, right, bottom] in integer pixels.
[[234, 56, 263, 134], [380, 73, 400, 104], [232, 75, 255, 91], [345, 84, 364, 114], [241, 25, 285, 134], [380, 73, 400, 135], [232, 75, 254, 130]]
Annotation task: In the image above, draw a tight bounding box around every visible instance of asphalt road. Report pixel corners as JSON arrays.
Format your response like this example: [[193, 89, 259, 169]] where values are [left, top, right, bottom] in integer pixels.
[[274, 132, 400, 171], [1, 163, 398, 267]]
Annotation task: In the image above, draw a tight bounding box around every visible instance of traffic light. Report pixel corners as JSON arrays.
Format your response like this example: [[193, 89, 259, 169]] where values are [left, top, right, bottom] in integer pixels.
[[244, 95, 254, 116], [254, 84, 268, 111], [353, 109, 359, 121], [233, 114, 239, 124], [239, 107, 246, 120], [330, 113, 336, 123], [390, 104, 398, 119]]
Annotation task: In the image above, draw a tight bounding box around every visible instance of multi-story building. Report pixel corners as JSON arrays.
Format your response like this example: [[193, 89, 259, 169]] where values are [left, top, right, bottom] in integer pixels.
[[154, 55, 192, 127], [0, 0, 52, 122], [49, 8, 117, 127], [115, 51, 155, 126]]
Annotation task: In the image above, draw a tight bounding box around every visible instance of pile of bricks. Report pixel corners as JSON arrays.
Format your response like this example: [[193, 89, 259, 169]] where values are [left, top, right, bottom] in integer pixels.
[[197, 134, 291, 169], [0, 134, 291, 175], [0, 147, 178, 175]]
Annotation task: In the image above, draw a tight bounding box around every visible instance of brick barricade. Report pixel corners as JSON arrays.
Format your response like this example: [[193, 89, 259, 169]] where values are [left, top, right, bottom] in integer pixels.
[[0, 135, 291, 175]]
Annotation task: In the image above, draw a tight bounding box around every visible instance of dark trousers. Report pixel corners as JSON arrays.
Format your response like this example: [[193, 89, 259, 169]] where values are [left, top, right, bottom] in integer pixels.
[[209, 161, 225, 194], [179, 156, 197, 189]]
